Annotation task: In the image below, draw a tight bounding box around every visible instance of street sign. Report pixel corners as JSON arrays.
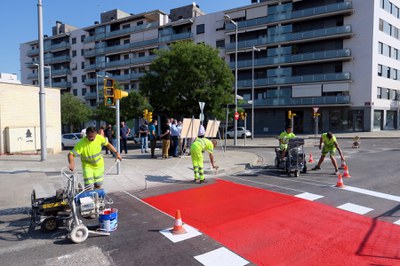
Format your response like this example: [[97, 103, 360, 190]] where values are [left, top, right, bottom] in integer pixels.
[[199, 102, 205, 112], [234, 112, 239, 120], [199, 113, 204, 122], [313, 107, 319, 113]]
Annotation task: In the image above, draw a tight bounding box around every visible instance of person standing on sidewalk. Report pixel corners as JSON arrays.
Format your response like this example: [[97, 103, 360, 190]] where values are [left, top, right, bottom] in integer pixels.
[[139, 121, 149, 153], [190, 133, 218, 184], [149, 119, 158, 158], [104, 124, 113, 155], [312, 132, 345, 174], [170, 119, 180, 157], [161, 120, 171, 159], [120, 121, 130, 154], [68, 126, 122, 189]]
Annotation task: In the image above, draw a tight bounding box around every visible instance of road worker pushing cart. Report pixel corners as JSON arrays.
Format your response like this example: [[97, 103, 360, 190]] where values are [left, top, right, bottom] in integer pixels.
[[190, 126, 218, 184]]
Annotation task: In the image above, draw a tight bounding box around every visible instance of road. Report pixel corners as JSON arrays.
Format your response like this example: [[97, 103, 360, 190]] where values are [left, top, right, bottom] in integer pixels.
[[1, 139, 400, 265]]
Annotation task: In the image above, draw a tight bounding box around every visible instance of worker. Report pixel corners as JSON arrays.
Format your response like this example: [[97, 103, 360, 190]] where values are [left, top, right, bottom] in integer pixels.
[[68, 126, 122, 189], [312, 132, 345, 175], [279, 125, 296, 161], [190, 130, 218, 184]]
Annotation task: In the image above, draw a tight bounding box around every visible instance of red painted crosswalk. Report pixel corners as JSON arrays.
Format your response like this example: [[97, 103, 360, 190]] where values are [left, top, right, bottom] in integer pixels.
[[144, 179, 400, 265]]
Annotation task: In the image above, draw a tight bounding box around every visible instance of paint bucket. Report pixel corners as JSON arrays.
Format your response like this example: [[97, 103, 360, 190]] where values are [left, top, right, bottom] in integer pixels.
[[98, 208, 118, 232]]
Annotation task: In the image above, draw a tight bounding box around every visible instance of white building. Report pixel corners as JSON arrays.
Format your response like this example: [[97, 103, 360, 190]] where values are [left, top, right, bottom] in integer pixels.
[[20, 0, 400, 134]]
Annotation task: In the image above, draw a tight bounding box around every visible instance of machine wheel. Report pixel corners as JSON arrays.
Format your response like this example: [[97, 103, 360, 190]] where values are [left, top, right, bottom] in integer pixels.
[[70, 224, 89, 244], [66, 219, 83, 232], [294, 170, 300, 177], [41, 217, 59, 232]]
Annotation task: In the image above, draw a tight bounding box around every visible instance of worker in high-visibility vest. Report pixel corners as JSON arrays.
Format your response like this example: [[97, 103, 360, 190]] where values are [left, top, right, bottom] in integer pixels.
[[68, 126, 122, 188], [190, 128, 218, 183]]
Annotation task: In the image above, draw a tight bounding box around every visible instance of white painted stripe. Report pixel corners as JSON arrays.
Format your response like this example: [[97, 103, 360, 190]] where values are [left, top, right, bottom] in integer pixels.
[[394, 219, 400, 225], [337, 203, 374, 215], [194, 247, 249, 266], [295, 192, 324, 201], [343, 186, 400, 202], [159, 224, 202, 243]]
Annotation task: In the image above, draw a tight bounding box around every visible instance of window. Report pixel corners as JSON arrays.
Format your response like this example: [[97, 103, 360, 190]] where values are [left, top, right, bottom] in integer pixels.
[[123, 39, 129, 44], [378, 64, 382, 76], [138, 52, 145, 57], [137, 21, 143, 26], [81, 35, 85, 42], [81, 75, 86, 82], [81, 62, 85, 69], [71, 38, 76, 44], [73, 89, 78, 96], [216, 39, 225, 49], [122, 24, 130, 29], [124, 54, 129, 60], [378, 42, 383, 54], [82, 88, 86, 95], [72, 77, 77, 83], [81, 49, 84, 56], [377, 87, 382, 99], [196, 24, 205, 34], [72, 50, 77, 57]]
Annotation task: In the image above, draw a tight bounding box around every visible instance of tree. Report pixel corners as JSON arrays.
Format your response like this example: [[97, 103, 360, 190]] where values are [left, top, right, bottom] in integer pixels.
[[139, 41, 234, 120], [61, 93, 92, 132]]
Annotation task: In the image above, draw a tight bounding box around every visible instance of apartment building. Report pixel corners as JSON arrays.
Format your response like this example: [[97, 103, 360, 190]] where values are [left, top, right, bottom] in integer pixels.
[[20, 0, 400, 134]]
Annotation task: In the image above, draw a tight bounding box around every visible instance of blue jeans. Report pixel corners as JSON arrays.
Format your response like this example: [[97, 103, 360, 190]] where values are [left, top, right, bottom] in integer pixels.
[[140, 136, 148, 152], [171, 136, 179, 157]]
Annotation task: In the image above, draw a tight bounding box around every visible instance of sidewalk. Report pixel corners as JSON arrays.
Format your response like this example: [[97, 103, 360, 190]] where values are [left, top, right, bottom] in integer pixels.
[[0, 130, 398, 210]]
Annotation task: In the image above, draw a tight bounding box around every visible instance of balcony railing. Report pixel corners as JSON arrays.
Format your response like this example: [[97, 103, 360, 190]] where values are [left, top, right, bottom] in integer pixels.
[[232, 49, 352, 69], [238, 72, 351, 87], [226, 2, 353, 31], [44, 55, 71, 64], [52, 81, 71, 88], [254, 95, 350, 106], [226, 25, 352, 51], [84, 92, 97, 100]]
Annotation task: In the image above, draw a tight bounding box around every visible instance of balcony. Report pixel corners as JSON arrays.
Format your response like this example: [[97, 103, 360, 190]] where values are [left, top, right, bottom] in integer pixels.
[[232, 49, 352, 69], [254, 95, 350, 107], [226, 2, 353, 31], [238, 72, 351, 88], [44, 42, 71, 52], [105, 43, 130, 54], [26, 48, 39, 56], [226, 25, 353, 51], [44, 55, 71, 64], [52, 68, 71, 77], [130, 38, 159, 49], [84, 92, 97, 100], [52, 81, 71, 88]]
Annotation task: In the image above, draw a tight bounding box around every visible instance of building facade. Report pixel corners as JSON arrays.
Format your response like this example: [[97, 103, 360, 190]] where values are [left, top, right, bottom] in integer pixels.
[[20, 0, 400, 135]]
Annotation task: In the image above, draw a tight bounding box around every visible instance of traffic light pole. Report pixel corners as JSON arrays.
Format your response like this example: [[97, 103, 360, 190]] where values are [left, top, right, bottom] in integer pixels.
[[116, 100, 121, 175]]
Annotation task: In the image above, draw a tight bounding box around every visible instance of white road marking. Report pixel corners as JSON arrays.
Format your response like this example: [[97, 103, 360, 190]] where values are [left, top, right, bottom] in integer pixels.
[[159, 224, 202, 243], [194, 247, 249, 266], [295, 192, 324, 201], [343, 186, 400, 202], [337, 203, 374, 215]]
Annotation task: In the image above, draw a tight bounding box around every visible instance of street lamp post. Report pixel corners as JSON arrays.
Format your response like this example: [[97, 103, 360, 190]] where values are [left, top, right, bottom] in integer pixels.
[[224, 14, 238, 146], [33, 63, 51, 87], [251, 46, 260, 140]]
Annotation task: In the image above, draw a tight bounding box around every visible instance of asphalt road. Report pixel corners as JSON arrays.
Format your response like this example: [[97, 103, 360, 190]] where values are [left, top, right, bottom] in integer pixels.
[[1, 139, 399, 265]]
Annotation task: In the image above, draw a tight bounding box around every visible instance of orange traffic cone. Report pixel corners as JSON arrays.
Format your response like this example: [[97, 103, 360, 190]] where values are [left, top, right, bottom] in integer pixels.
[[335, 173, 345, 188], [343, 165, 351, 178], [308, 153, 314, 163], [171, 210, 187, 235]]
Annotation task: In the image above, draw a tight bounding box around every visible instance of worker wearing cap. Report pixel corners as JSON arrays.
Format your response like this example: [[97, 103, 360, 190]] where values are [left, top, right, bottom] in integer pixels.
[[68, 126, 122, 189], [190, 126, 218, 183]]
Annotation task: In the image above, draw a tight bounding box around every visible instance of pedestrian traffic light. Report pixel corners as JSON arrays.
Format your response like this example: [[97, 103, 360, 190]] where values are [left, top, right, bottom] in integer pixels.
[[147, 112, 153, 122], [143, 109, 148, 119], [104, 78, 115, 106]]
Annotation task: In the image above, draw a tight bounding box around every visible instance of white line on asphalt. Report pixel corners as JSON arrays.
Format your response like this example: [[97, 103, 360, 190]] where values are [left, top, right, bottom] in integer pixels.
[[343, 186, 400, 202], [337, 203, 374, 215], [194, 247, 249, 266], [295, 192, 324, 201]]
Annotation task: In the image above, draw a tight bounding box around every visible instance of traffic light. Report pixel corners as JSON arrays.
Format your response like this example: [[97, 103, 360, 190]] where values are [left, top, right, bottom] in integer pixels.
[[143, 109, 148, 119], [104, 78, 115, 106], [147, 112, 153, 122], [115, 89, 129, 100], [240, 112, 245, 120], [288, 110, 292, 119]]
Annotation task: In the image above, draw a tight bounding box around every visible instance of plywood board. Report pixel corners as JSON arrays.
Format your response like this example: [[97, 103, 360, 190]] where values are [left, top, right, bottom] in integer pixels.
[[205, 120, 220, 138], [181, 118, 201, 139]]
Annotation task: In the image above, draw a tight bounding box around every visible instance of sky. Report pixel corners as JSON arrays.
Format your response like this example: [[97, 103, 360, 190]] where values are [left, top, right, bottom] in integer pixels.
[[1, 0, 250, 79]]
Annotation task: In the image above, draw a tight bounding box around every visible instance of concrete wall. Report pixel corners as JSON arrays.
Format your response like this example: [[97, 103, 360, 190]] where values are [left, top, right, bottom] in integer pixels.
[[0, 82, 61, 154]]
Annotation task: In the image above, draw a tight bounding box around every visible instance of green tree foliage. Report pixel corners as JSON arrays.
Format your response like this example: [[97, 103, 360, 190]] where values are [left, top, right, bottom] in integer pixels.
[[139, 41, 234, 120], [61, 93, 92, 132]]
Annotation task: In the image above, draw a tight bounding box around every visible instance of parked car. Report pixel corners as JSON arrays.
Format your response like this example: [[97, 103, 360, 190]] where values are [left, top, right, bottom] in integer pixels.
[[61, 133, 82, 149], [226, 127, 252, 138]]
